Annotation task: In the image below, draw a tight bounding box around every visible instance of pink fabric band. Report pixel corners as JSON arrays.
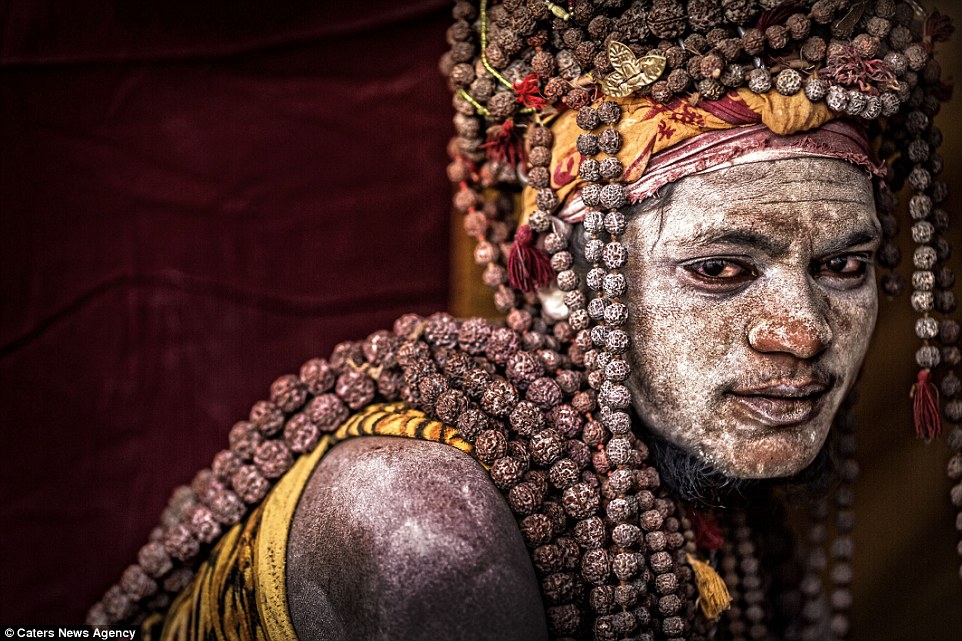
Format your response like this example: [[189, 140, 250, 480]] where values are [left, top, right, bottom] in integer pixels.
[[558, 119, 885, 224]]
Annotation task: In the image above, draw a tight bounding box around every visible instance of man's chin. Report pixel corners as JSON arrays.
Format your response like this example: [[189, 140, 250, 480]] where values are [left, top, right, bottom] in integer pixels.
[[713, 444, 820, 480], [645, 433, 837, 507]]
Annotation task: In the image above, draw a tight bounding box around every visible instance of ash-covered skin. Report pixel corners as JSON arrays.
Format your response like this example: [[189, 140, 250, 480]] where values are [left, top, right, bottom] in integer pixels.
[[287, 437, 548, 641], [622, 157, 880, 479]]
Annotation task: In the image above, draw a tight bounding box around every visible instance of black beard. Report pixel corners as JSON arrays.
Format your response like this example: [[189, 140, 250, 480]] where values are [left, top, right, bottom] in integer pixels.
[[644, 430, 839, 508]]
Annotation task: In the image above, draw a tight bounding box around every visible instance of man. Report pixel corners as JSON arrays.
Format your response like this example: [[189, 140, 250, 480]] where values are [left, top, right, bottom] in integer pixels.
[[91, 2, 960, 639], [282, 154, 881, 641]]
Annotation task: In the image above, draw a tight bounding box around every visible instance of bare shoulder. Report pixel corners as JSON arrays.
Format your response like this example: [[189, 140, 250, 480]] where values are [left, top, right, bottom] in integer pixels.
[[286, 436, 548, 641]]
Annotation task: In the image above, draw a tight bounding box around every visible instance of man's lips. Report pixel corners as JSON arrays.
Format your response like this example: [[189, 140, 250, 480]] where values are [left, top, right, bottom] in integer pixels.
[[727, 380, 831, 427]]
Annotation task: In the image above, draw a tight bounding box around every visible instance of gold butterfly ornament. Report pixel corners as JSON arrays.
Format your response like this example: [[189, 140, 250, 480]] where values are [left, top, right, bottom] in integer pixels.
[[601, 41, 667, 98]]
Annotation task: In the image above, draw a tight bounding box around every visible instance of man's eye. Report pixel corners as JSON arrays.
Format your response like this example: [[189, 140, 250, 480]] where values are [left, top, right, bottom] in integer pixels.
[[685, 259, 752, 280], [820, 255, 867, 278]]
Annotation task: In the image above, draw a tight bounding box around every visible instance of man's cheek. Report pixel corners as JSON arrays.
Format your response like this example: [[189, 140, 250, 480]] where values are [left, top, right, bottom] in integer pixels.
[[679, 304, 744, 367], [827, 292, 878, 373]]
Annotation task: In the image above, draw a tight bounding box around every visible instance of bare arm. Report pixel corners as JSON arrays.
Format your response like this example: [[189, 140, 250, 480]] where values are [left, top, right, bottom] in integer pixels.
[[286, 436, 548, 641]]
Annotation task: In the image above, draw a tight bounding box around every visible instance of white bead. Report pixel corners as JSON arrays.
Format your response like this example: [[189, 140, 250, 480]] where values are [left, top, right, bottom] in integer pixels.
[[912, 270, 935, 291], [587, 296, 607, 320], [911, 290, 934, 312], [913, 245, 937, 269], [603, 273, 627, 298], [911, 221, 934, 244], [587, 267, 605, 291], [584, 238, 603, 263], [556, 269, 580, 292], [583, 210, 604, 234], [916, 345, 941, 368], [563, 289, 586, 310], [915, 317, 939, 339]]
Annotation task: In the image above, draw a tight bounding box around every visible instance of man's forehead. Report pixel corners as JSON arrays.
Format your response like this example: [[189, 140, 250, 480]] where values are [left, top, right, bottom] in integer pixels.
[[640, 163, 880, 254], [681, 157, 876, 204]]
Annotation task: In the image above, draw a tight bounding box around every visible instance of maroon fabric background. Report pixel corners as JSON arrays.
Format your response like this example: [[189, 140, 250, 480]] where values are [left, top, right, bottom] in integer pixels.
[[1, 1, 452, 622]]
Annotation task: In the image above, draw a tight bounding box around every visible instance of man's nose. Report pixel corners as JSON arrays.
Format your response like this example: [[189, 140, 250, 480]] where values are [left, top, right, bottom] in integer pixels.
[[747, 290, 833, 359]]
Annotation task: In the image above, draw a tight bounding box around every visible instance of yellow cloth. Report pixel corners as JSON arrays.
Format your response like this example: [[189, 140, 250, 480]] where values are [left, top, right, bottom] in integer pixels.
[[152, 402, 473, 641], [522, 87, 835, 221]]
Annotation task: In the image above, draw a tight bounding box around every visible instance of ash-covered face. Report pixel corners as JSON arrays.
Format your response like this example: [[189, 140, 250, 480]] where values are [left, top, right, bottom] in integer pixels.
[[622, 157, 880, 479]]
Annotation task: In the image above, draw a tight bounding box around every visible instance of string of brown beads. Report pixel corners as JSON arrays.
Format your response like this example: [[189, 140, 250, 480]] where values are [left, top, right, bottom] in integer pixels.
[[948, 426, 962, 580], [829, 405, 859, 641], [800, 495, 830, 641], [574, 95, 702, 641], [92, 295, 718, 639], [87, 344, 383, 625], [732, 510, 769, 641]]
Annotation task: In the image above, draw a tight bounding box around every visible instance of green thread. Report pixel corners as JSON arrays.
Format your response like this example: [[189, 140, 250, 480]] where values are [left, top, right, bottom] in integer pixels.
[[457, 88, 491, 116], [543, 1, 571, 21], [479, 0, 514, 90]]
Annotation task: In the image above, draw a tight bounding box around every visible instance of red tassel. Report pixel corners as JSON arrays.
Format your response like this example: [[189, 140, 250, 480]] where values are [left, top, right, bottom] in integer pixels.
[[911, 368, 942, 440], [480, 118, 524, 167], [924, 10, 954, 47], [688, 509, 724, 552], [507, 225, 553, 293]]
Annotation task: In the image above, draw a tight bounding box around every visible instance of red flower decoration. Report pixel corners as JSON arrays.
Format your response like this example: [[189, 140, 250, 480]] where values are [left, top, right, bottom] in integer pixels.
[[514, 73, 545, 110], [818, 45, 896, 93]]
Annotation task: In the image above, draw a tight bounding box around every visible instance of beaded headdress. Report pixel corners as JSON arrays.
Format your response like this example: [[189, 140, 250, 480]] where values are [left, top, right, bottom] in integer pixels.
[[90, 2, 959, 639]]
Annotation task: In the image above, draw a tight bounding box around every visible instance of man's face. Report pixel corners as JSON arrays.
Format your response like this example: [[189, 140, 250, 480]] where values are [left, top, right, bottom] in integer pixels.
[[622, 157, 880, 478]]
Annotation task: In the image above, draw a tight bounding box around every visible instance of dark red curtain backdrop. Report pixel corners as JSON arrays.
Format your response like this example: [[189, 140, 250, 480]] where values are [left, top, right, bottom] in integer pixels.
[[1, 1, 452, 622]]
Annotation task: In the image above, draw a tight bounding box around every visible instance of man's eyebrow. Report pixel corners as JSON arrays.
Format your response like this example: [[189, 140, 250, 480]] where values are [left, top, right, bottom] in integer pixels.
[[667, 223, 881, 256], [818, 227, 881, 255], [673, 229, 789, 255]]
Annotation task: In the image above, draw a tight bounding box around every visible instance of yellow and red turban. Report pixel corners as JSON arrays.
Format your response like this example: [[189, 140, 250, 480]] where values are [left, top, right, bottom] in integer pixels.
[[522, 87, 885, 223]]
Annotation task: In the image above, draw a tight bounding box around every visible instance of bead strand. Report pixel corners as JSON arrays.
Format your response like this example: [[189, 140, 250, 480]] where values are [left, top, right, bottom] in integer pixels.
[[575, 103, 631, 641], [829, 406, 859, 640], [730, 511, 768, 641], [86, 342, 389, 624], [800, 497, 830, 641], [947, 427, 962, 581], [719, 530, 745, 641]]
